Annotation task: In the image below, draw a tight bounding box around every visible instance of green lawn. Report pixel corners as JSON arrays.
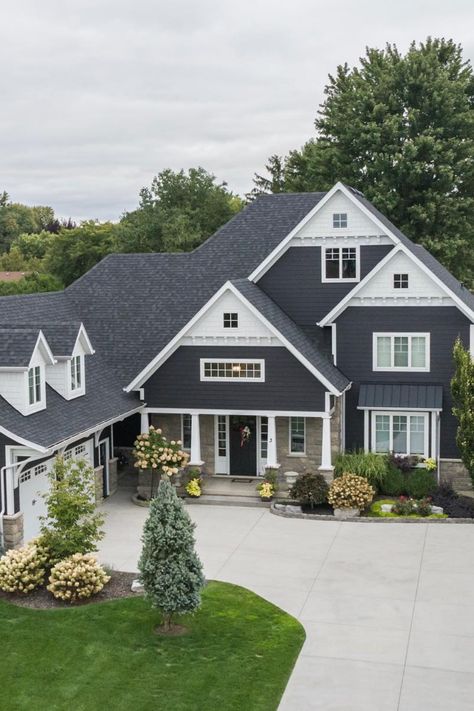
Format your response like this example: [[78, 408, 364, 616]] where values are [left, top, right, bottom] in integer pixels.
[[0, 581, 305, 711]]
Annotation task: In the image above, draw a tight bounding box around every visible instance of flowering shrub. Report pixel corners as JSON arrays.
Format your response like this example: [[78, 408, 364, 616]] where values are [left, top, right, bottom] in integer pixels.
[[328, 473, 375, 510], [133, 425, 189, 476], [392, 496, 433, 517], [424, 458, 437, 472], [47, 553, 110, 602], [0, 540, 48, 594], [186, 478, 202, 497], [258, 482, 274, 499]]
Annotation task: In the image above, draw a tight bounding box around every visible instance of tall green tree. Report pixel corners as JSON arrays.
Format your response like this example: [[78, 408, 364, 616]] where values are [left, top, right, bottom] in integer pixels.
[[119, 167, 243, 253], [138, 479, 204, 633], [253, 39, 474, 285], [451, 337, 474, 486], [45, 221, 118, 286], [0, 195, 56, 252]]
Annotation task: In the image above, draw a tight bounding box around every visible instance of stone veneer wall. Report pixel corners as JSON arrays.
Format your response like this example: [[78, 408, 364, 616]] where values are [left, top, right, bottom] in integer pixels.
[[3, 512, 24, 549], [439, 459, 472, 491], [94, 466, 104, 503]]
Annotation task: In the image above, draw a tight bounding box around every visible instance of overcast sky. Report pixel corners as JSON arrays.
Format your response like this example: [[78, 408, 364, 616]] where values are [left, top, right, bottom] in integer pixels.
[[1, 1, 473, 221]]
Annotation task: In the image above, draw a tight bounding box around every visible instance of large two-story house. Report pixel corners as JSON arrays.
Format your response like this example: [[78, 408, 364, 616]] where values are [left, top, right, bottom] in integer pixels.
[[1, 182, 473, 548]]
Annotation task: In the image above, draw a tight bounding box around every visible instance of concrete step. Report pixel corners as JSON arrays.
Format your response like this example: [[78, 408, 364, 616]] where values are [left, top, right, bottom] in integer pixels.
[[184, 494, 270, 508]]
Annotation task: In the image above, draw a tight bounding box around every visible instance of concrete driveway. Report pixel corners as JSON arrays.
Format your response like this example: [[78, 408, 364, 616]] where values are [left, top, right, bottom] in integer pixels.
[[98, 488, 474, 711]]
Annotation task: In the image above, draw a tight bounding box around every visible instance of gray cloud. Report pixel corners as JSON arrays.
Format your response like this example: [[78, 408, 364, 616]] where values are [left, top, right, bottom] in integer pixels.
[[1, 0, 473, 220]]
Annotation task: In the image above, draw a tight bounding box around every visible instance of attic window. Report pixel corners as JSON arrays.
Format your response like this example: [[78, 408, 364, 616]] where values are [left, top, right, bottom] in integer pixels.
[[70, 354, 82, 391], [28, 366, 41, 405], [223, 312, 238, 328], [394, 273, 409, 289], [333, 213, 347, 228]]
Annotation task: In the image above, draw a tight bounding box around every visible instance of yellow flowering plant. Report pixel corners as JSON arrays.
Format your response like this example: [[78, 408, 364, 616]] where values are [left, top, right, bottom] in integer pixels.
[[133, 425, 189, 477], [258, 481, 274, 499], [185, 478, 202, 497], [328, 472, 375, 510], [424, 458, 437, 472]]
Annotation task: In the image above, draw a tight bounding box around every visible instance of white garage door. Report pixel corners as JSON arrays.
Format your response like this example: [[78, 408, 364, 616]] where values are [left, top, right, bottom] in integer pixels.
[[20, 439, 94, 544]]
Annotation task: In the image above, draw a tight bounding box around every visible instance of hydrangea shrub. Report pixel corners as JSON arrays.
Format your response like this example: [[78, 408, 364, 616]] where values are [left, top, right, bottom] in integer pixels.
[[0, 540, 48, 594], [47, 553, 110, 602], [328, 473, 375, 510]]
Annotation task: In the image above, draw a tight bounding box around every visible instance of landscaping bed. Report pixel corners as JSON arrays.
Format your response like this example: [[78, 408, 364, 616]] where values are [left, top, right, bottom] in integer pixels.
[[0, 581, 305, 711], [0, 570, 137, 609]]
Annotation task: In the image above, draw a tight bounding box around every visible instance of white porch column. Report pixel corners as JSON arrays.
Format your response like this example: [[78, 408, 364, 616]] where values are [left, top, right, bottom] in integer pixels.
[[319, 414, 334, 482], [189, 413, 203, 466], [140, 410, 149, 433], [5, 467, 15, 516], [266, 416, 279, 468]]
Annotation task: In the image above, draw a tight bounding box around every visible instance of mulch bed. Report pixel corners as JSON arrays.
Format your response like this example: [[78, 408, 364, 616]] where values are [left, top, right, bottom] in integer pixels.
[[0, 570, 139, 609], [301, 503, 335, 515]]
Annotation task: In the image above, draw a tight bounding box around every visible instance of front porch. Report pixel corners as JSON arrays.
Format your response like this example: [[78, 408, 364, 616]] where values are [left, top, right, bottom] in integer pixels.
[[141, 404, 341, 484]]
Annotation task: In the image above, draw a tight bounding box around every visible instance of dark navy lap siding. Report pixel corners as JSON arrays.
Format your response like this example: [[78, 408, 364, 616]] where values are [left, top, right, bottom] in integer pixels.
[[259, 245, 393, 324], [336, 307, 470, 458], [144, 346, 326, 411]]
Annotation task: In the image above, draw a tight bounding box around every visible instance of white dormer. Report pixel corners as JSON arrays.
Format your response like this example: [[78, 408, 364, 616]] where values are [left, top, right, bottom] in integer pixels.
[[45, 323, 94, 400], [0, 330, 55, 415]]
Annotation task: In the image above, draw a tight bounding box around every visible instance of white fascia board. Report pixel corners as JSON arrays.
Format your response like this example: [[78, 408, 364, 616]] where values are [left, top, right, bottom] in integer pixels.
[[357, 405, 442, 412], [318, 245, 405, 325], [0, 426, 47, 453], [31, 331, 57, 367], [319, 241, 474, 325], [125, 280, 346, 396], [75, 323, 95, 355], [124, 281, 236, 392], [248, 182, 400, 283]]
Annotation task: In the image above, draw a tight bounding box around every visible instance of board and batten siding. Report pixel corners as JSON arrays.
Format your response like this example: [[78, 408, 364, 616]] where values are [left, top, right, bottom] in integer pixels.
[[258, 245, 393, 324], [143, 346, 327, 411], [335, 306, 470, 458]]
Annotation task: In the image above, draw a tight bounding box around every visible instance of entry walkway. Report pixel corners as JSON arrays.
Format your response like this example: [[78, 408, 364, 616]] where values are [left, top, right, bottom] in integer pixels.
[[98, 488, 474, 711]]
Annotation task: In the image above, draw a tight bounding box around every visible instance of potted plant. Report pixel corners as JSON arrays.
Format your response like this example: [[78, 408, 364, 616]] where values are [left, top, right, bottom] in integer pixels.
[[133, 426, 189, 499], [185, 477, 202, 498], [328, 472, 375, 518], [258, 481, 274, 502]]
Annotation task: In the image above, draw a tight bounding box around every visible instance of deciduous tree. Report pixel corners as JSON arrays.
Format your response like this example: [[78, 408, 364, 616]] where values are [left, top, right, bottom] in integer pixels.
[[451, 337, 474, 485]]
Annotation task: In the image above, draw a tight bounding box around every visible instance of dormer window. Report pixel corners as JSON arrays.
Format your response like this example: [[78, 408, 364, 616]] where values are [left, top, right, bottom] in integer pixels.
[[28, 366, 41, 405], [70, 354, 82, 391], [322, 246, 359, 282], [223, 312, 238, 328], [333, 213, 347, 228]]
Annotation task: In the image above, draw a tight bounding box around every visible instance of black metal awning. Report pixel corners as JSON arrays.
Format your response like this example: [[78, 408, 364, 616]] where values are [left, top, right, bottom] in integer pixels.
[[357, 383, 443, 411]]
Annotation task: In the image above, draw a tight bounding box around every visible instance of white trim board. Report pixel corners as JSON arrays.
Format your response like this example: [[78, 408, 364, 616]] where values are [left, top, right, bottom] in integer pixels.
[[318, 243, 474, 325], [125, 281, 346, 396], [145, 407, 328, 418]]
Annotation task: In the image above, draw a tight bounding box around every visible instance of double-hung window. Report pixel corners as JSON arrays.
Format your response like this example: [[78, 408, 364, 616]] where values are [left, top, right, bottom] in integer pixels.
[[28, 365, 41, 405], [289, 417, 305, 454], [373, 333, 429, 371], [70, 354, 82, 391], [323, 246, 359, 282], [372, 413, 428, 458]]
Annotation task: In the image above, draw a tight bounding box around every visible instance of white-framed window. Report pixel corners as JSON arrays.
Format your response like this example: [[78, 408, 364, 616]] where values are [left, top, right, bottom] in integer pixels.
[[181, 414, 192, 450], [372, 412, 428, 458], [322, 246, 359, 282], [333, 213, 348, 228], [373, 333, 430, 372], [223, 312, 238, 328], [70, 354, 82, 391], [260, 416, 268, 460], [289, 417, 306, 455], [200, 359, 265, 382], [217, 415, 227, 457], [394, 273, 409, 289], [28, 365, 41, 405]]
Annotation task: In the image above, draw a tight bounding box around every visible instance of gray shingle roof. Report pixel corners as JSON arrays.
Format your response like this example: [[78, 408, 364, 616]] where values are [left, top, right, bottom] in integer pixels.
[[231, 279, 350, 393], [0, 329, 41, 367], [0, 322, 84, 358], [358, 383, 443, 410]]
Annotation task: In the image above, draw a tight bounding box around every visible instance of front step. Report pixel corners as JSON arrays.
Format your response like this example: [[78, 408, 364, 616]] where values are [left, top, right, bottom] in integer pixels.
[[185, 494, 270, 508]]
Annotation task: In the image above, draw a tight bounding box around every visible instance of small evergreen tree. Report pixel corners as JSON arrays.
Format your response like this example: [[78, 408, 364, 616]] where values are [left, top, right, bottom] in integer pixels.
[[138, 479, 204, 632], [451, 338, 474, 486], [40, 456, 105, 562]]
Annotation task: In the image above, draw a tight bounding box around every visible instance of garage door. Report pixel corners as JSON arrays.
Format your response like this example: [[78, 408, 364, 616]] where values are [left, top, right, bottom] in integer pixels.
[[20, 439, 94, 544]]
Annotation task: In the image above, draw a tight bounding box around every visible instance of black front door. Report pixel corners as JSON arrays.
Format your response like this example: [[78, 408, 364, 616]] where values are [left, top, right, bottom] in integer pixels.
[[229, 416, 257, 476]]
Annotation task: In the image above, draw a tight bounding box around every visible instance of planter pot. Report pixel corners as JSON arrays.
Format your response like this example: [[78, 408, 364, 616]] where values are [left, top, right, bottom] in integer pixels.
[[260, 496, 273, 503], [333, 507, 361, 519], [284, 471, 299, 488]]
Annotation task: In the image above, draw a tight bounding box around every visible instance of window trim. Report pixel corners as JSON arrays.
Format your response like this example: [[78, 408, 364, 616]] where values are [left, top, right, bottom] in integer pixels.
[[200, 358, 265, 382], [28, 365, 42, 406], [321, 244, 360, 283], [289, 416, 306, 456], [181, 414, 192, 451], [223, 312, 238, 329], [371, 411, 429, 458], [70, 354, 83, 392], [332, 212, 348, 228], [373, 332, 430, 372], [393, 273, 409, 289]]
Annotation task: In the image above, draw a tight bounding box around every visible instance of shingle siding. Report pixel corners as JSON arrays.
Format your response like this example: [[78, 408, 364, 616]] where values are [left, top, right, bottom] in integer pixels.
[[144, 346, 327, 411], [258, 245, 393, 324], [336, 306, 470, 458]]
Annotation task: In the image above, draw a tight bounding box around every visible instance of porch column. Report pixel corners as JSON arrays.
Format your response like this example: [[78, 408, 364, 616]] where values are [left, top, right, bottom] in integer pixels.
[[266, 416, 279, 468], [5, 467, 15, 516], [318, 415, 334, 482], [189, 414, 203, 466], [140, 410, 149, 433]]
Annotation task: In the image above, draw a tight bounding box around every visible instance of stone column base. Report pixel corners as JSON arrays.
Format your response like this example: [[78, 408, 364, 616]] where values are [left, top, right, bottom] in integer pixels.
[[94, 466, 104, 504], [318, 466, 335, 484], [3, 512, 24, 550]]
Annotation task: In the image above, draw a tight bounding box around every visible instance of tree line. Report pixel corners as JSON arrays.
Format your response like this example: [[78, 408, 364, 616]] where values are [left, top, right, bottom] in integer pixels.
[[1, 37, 473, 295]]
